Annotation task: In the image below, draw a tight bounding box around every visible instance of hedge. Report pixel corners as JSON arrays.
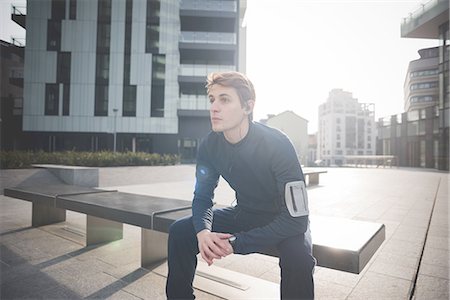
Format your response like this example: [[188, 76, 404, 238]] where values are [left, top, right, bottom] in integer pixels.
[[0, 151, 180, 169]]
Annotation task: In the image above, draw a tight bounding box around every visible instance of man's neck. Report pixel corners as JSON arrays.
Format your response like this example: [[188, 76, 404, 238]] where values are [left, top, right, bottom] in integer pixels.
[[223, 119, 250, 144]]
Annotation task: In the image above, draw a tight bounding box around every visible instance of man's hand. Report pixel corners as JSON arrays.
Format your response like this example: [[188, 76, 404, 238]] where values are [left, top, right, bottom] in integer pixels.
[[197, 230, 234, 266]]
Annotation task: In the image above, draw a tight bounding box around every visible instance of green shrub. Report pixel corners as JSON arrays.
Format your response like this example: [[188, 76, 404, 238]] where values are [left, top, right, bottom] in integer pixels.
[[0, 151, 180, 169]]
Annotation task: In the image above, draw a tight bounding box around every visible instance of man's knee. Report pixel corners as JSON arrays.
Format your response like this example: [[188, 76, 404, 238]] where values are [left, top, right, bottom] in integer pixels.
[[168, 217, 195, 245], [278, 235, 315, 271]]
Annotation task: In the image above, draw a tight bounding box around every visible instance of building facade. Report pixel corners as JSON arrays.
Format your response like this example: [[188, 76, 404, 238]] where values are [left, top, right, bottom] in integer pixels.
[[317, 89, 376, 166], [404, 47, 439, 112], [0, 40, 25, 151], [265, 110, 308, 165], [378, 0, 448, 171], [16, 0, 246, 161]]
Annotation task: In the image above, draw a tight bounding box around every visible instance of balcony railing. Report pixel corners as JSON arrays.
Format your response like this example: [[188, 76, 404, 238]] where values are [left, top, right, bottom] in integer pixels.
[[179, 64, 235, 77], [9, 68, 24, 79], [180, 31, 236, 45], [178, 95, 210, 110], [180, 0, 236, 12]]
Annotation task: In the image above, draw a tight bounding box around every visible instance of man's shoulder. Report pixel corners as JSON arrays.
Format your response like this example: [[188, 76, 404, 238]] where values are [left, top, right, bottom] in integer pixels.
[[253, 122, 290, 142], [200, 131, 222, 149]]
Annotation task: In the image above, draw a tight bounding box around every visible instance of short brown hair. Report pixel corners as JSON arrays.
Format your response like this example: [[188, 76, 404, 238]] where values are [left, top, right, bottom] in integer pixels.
[[206, 71, 256, 106]]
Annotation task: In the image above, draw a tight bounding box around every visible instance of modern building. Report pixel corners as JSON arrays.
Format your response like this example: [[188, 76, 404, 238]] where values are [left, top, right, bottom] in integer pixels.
[[307, 133, 317, 167], [13, 0, 246, 162], [377, 0, 448, 171], [317, 89, 376, 166], [0, 40, 25, 151], [404, 46, 439, 112], [265, 110, 308, 165]]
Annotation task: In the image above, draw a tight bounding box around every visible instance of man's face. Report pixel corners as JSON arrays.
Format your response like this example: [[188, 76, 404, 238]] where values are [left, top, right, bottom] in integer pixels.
[[208, 84, 247, 133]]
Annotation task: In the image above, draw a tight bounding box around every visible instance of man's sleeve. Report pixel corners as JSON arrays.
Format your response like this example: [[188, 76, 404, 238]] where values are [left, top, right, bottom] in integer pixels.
[[192, 139, 220, 234], [232, 135, 309, 254]]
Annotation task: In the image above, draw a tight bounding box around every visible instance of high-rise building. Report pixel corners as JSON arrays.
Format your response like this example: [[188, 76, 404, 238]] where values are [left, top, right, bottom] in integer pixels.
[[14, 0, 246, 161], [317, 89, 376, 166], [404, 47, 439, 112], [0, 39, 25, 151], [377, 0, 448, 170]]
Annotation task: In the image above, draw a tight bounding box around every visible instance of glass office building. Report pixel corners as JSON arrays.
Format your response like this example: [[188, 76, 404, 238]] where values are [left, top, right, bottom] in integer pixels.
[[13, 0, 246, 161]]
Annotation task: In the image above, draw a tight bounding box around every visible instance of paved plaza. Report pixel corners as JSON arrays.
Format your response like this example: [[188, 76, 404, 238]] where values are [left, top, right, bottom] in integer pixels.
[[0, 165, 448, 299]]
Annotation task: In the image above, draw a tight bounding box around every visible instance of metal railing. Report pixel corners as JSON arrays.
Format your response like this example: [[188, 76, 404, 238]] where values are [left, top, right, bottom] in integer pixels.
[[11, 4, 26, 16], [402, 0, 448, 25]]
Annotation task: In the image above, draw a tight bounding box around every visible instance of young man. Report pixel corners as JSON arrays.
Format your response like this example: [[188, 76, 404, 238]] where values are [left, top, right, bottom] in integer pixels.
[[166, 71, 315, 299]]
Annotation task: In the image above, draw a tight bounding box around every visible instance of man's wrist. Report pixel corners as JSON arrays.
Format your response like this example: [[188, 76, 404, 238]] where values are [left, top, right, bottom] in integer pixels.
[[228, 235, 237, 252]]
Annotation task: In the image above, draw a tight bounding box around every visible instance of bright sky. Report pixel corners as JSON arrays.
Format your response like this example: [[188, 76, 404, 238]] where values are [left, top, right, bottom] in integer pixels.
[[245, 0, 437, 133], [1, 0, 438, 134]]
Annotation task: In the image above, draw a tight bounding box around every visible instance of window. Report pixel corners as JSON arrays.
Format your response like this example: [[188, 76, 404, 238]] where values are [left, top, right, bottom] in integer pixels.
[[69, 0, 77, 19], [47, 20, 61, 51], [63, 84, 70, 115], [95, 85, 108, 116], [410, 81, 438, 90], [410, 69, 438, 78], [151, 54, 165, 117], [146, 0, 161, 53], [123, 85, 137, 116], [57, 52, 71, 84], [97, 23, 111, 51], [51, 0, 65, 20], [96, 54, 109, 83], [45, 84, 59, 115]]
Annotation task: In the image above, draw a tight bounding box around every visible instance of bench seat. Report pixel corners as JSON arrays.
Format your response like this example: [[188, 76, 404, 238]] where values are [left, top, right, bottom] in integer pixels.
[[302, 169, 328, 186], [3, 184, 385, 273]]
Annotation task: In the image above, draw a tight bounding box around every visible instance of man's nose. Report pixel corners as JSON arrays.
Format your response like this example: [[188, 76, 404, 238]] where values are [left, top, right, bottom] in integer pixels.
[[210, 101, 219, 112]]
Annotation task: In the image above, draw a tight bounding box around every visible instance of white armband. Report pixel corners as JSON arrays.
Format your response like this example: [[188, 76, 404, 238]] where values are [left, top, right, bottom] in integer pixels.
[[284, 181, 309, 217]]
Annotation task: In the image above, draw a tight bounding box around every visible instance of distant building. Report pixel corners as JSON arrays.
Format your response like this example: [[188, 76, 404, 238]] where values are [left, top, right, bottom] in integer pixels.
[[377, 0, 448, 171], [12, 0, 247, 162], [0, 40, 25, 150], [317, 89, 376, 166], [265, 110, 308, 165], [404, 47, 439, 112], [307, 133, 317, 167]]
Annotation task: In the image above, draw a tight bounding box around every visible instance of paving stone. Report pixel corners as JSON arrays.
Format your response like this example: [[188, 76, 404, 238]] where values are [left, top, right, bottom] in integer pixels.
[[122, 272, 168, 299], [369, 259, 417, 281], [413, 274, 449, 300], [50, 270, 124, 298], [379, 239, 424, 259], [222, 254, 278, 278], [31, 286, 83, 299], [424, 235, 449, 251], [314, 279, 353, 300], [0, 268, 65, 299], [313, 266, 363, 288], [391, 225, 427, 243], [347, 271, 412, 300], [421, 247, 450, 268], [418, 262, 450, 280], [103, 289, 142, 300]]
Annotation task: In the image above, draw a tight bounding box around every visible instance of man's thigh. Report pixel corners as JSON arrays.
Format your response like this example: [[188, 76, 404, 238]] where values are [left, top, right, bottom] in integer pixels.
[[211, 206, 245, 234]]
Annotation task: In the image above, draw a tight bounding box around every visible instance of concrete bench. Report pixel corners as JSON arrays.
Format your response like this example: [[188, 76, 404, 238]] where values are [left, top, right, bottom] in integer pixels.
[[303, 168, 328, 186], [3, 184, 384, 274]]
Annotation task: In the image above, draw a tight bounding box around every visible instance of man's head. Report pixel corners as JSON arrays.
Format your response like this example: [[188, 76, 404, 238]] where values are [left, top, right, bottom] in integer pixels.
[[206, 71, 256, 122]]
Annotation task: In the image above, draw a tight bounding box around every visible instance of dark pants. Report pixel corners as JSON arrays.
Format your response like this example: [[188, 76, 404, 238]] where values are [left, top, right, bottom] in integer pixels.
[[166, 207, 315, 300]]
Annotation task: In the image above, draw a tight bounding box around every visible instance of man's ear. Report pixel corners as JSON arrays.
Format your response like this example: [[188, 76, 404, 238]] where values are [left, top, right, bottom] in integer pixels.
[[245, 100, 255, 113]]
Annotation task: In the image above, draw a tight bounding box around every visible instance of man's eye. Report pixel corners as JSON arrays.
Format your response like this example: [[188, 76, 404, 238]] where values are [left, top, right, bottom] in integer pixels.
[[221, 97, 230, 102], [209, 98, 214, 103]]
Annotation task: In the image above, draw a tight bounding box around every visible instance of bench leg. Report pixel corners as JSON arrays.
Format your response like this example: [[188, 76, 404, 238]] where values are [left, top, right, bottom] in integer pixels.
[[86, 215, 123, 245], [141, 229, 168, 269], [308, 173, 319, 186], [32, 202, 66, 227]]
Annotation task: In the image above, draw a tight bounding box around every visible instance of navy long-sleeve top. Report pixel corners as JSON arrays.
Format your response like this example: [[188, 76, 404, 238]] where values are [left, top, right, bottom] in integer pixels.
[[192, 122, 310, 254]]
